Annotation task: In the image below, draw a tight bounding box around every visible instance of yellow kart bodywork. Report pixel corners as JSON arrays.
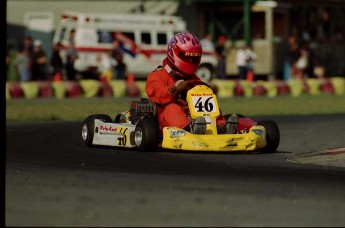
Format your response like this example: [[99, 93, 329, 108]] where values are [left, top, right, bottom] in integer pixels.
[[162, 125, 267, 152], [160, 84, 267, 152]]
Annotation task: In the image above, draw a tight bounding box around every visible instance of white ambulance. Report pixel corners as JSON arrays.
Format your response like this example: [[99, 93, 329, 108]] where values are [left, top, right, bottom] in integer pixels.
[[52, 11, 217, 81]]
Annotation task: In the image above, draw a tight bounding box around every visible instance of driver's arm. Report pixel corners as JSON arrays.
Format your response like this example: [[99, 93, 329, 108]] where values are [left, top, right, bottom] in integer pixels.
[[146, 70, 180, 105]]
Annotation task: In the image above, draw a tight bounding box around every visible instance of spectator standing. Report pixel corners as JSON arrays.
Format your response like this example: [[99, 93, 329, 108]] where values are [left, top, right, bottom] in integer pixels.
[[22, 36, 34, 79], [294, 45, 309, 80], [236, 45, 248, 80], [23, 36, 34, 57], [99, 50, 115, 81], [14, 45, 31, 82], [31, 40, 48, 81], [65, 42, 78, 81], [111, 39, 127, 80], [215, 35, 227, 79], [50, 42, 64, 80], [200, 33, 216, 53], [283, 34, 300, 81], [7, 45, 20, 81], [245, 45, 257, 82], [68, 29, 76, 44]]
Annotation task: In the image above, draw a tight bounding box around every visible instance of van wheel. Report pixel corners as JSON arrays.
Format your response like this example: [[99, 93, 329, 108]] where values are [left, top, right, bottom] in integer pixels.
[[196, 64, 213, 82]]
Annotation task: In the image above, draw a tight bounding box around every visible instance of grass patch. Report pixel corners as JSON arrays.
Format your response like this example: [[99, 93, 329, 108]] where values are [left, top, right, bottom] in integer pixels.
[[219, 94, 345, 116], [6, 95, 345, 122]]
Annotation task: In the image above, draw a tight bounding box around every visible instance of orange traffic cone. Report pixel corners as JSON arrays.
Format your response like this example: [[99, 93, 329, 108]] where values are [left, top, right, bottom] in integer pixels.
[[127, 72, 135, 84], [246, 70, 254, 82], [126, 73, 140, 97]]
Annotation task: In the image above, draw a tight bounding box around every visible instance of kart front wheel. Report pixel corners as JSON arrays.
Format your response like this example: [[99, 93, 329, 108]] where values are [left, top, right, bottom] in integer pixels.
[[114, 113, 128, 123], [135, 117, 159, 152], [82, 114, 112, 147], [257, 120, 280, 153]]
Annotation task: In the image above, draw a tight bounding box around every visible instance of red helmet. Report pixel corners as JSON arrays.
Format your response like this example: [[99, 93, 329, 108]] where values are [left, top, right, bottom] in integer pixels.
[[167, 32, 202, 75]]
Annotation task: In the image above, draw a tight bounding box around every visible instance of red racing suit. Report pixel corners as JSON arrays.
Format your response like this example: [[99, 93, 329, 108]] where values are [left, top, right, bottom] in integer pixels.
[[146, 58, 226, 131]]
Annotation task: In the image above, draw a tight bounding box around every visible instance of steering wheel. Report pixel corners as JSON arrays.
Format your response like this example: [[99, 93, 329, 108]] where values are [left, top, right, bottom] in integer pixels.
[[185, 80, 210, 90]]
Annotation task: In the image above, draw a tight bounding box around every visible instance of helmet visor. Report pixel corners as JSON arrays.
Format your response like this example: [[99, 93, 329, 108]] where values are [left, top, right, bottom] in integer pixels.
[[177, 51, 201, 64]]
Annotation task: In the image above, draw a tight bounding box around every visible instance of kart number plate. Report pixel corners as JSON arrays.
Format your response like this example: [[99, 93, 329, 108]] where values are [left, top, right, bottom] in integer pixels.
[[191, 96, 216, 113]]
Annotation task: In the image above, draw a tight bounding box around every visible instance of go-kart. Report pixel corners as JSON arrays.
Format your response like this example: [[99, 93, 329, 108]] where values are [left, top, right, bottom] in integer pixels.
[[81, 83, 280, 153]]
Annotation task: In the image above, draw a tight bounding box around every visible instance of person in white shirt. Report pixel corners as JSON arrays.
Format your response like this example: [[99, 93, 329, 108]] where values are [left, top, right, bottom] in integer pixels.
[[245, 45, 257, 70], [236, 45, 248, 80], [245, 45, 257, 81], [200, 33, 216, 53]]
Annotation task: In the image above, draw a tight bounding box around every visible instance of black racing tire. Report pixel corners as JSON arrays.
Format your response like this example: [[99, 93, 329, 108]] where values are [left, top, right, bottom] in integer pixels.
[[114, 113, 127, 123], [257, 120, 280, 153], [81, 114, 112, 147], [234, 114, 246, 118], [134, 116, 159, 152]]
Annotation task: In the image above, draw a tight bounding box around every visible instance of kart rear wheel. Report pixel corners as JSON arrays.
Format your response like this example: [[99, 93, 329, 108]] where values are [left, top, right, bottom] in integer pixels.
[[135, 116, 159, 152], [82, 114, 112, 147], [257, 120, 280, 153]]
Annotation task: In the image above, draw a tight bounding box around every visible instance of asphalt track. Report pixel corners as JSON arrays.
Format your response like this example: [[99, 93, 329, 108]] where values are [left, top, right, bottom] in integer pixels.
[[5, 114, 345, 227]]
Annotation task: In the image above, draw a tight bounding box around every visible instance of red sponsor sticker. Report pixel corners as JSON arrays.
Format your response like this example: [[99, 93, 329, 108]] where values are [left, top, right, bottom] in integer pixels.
[[100, 125, 117, 132]]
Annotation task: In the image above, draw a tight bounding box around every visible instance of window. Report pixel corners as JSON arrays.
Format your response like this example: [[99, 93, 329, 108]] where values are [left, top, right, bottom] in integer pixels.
[[141, 32, 151, 44], [157, 33, 167, 45], [122, 32, 135, 41], [97, 30, 113, 43]]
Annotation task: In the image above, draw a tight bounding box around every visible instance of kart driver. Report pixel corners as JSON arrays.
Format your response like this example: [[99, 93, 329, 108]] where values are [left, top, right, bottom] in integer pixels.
[[145, 32, 238, 134]]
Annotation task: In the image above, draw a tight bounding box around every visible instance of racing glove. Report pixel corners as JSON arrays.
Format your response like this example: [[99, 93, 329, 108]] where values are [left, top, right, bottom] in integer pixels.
[[175, 80, 189, 93], [168, 80, 189, 95]]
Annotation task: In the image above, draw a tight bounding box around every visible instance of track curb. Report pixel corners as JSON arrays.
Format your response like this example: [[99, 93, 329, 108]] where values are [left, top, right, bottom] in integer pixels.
[[287, 147, 345, 168]]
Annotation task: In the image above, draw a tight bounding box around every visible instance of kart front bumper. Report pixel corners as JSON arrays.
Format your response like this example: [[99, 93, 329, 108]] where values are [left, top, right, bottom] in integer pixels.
[[161, 125, 267, 152]]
